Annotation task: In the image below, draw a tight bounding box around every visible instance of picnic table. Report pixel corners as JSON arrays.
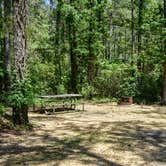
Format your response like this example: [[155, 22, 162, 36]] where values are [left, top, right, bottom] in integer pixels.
[[34, 94, 84, 112]]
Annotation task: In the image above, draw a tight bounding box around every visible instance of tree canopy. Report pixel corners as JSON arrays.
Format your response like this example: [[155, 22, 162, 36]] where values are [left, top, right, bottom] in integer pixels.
[[0, 0, 165, 124]]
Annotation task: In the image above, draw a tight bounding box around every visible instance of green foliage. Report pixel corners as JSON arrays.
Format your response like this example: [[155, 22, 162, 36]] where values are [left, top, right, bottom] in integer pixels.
[[94, 62, 137, 98], [0, 0, 165, 107], [0, 103, 5, 116], [8, 80, 34, 108], [57, 84, 67, 94], [81, 84, 97, 98], [28, 56, 56, 94], [136, 72, 162, 104]]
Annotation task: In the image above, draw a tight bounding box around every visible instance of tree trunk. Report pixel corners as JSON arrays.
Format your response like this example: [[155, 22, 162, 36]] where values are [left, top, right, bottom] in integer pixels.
[[87, 0, 96, 84], [4, 32, 11, 92], [70, 27, 78, 93], [162, 0, 166, 104], [12, 105, 29, 125], [4, 0, 12, 92], [68, 0, 78, 93], [49, 0, 54, 35], [55, 0, 62, 85], [13, 0, 29, 125], [131, 0, 134, 58], [137, 0, 143, 69], [0, 0, 4, 93]]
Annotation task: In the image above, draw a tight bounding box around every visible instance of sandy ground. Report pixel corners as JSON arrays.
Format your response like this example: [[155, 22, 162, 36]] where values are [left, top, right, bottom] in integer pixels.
[[0, 104, 166, 166]]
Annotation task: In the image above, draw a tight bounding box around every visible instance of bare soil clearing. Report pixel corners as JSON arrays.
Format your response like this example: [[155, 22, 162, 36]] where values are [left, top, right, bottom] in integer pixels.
[[0, 104, 166, 166]]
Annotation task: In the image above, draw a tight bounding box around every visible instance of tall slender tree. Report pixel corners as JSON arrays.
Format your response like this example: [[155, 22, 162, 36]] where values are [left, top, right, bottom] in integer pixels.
[[13, 0, 29, 125], [4, 0, 12, 92], [131, 0, 134, 57], [162, 0, 166, 104], [68, 0, 78, 93], [137, 0, 143, 69], [0, 0, 4, 93]]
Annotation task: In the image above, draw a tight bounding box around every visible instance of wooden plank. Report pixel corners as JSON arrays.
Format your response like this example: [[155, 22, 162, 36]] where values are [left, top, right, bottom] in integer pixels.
[[39, 94, 82, 99]]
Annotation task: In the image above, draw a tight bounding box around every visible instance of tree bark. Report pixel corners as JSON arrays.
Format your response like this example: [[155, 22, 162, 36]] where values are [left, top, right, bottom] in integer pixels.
[[162, 0, 166, 104], [4, 0, 12, 92], [131, 0, 134, 57], [87, 0, 96, 84], [14, 0, 27, 81], [68, 0, 78, 93], [55, 0, 62, 85], [0, 0, 4, 93], [13, 0, 29, 125], [137, 0, 143, 69], [49, 0, 54, 35]]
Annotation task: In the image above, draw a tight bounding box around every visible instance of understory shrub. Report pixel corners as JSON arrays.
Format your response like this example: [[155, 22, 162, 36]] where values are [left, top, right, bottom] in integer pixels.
[[94, 62, 137, 98], [8, 79, 34, 108]]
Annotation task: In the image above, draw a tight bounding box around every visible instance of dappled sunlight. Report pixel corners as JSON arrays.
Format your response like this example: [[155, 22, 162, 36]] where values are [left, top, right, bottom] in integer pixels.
[[0, 104, 166, 165]]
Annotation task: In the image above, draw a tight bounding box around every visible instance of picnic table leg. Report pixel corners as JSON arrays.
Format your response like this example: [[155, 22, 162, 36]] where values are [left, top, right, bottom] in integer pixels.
[[74, 98, 76, 110], [33, 103, 36, 111], [82, 103, 84, 111]]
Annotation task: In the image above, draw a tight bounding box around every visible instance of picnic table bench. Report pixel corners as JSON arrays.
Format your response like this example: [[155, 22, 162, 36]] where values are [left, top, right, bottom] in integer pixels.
[[34, 94, 84, 113]]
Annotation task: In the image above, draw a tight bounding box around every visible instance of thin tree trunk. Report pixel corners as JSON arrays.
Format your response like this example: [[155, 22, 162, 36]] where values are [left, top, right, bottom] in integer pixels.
[[68, 0, 78, 93], [13, 0, 29, 125], [49, 0, 54, 35], [162, 0, 166, 104], [4, 32, 11, 92], [55, 0, 62, 85], [131, 0, 134, 58], [87, 0, 95, 84], [4, 0, 12, 92], [137, 0, 143, 69], [70, 28, 78, 93], [0, 0, 4, 93]]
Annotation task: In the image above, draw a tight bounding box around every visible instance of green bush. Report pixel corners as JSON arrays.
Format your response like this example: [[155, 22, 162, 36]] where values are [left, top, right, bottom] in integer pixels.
[[57, 84, 67, 94], [136, 72, 162, 103], [8, 79, 34, 108], [81, 84, 97, 99], [94, 62, 137, 98]]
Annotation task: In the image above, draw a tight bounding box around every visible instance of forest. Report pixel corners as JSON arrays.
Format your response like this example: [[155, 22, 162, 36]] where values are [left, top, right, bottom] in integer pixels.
[[0, 0, 166, 165], [0, 0, 166, 123]]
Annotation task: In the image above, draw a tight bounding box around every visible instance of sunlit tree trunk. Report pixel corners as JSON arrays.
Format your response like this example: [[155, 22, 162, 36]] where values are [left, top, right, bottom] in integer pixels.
[[13, 0, 29, 125]]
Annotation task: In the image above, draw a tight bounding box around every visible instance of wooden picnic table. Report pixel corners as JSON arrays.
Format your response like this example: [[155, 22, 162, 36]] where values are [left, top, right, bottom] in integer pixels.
[[39, 94, 82, 99], [35, 94, 84, 112]]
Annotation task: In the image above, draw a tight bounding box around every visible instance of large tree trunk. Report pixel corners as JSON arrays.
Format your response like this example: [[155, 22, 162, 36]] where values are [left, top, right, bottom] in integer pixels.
[[13, 0, 29, 125], [162, 0, 166, 104]]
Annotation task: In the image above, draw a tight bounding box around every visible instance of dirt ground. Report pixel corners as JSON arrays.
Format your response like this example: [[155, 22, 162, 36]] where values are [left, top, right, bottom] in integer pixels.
[[0, 104, 166, 166]]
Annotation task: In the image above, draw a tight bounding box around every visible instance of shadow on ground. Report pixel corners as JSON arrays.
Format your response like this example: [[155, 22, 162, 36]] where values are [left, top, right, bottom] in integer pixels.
[[0, 106, 165, 165]]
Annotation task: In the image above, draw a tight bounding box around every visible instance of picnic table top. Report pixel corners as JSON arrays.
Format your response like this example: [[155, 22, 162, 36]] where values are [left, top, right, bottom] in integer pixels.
[[38, 94, 82, 99]]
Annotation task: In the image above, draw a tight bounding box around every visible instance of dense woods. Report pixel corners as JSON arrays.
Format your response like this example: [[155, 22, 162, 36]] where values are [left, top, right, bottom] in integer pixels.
[[0, 0, 166, 125]]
